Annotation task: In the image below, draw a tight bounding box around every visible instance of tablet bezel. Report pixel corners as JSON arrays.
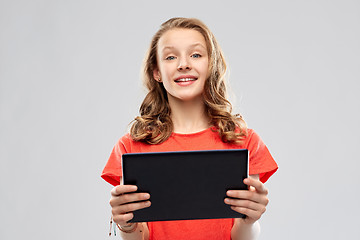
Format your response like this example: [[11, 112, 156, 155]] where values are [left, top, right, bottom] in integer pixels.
[[122, 149, 248, 222]]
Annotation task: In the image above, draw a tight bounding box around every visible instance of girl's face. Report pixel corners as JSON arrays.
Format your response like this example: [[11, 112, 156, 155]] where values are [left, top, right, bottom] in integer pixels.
[[154, 28, 209, 103]]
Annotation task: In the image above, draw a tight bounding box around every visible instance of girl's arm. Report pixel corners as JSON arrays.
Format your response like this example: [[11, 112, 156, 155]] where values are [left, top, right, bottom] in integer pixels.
[[225, 174, 269, 240], [110, 184, 150, 240]]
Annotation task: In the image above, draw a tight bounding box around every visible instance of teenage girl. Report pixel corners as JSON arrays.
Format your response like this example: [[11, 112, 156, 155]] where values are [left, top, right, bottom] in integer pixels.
[[101, 17, 278, 240]]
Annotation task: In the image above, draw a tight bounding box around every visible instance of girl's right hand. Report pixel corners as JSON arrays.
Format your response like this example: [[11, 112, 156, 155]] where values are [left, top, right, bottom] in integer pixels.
[[109, 185, 151, 227]]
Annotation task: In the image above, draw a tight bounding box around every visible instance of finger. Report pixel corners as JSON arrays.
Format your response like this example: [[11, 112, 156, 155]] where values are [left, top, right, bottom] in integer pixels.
[[111, 185, 138, 196], [224, 198, 266, 212], [110, 192, 150, 207], [226, 190, 269, 205], [113, 212, 134, 225], [244, 178, 268, 194], [113, 201, 151, 215], [230, 206, 265, 221]]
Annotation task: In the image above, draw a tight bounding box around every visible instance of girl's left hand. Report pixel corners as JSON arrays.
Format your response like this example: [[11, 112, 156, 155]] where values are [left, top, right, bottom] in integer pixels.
[[224, 177, 269, 224]]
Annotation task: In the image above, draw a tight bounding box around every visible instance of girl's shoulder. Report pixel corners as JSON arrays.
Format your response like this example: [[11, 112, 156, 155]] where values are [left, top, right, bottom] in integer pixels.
[[117, 132, 156, 153], [241, 128, 267, 148], [119, 133, 132, 144]]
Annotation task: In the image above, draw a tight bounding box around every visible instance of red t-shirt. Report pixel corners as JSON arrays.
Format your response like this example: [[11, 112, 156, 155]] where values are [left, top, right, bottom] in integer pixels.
[[101, 128, 278, 240]]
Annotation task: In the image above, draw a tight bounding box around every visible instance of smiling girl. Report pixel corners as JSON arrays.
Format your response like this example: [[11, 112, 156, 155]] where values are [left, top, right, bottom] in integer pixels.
[[101, 17, 278, 240]]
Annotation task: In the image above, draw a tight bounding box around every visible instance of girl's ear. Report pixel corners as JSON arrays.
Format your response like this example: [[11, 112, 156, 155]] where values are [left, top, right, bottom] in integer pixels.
[[153, 68, 162, 82]]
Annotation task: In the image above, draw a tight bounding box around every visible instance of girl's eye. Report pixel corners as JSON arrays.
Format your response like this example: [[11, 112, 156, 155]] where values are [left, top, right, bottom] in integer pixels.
[[191, 53, 201, 58], [165, 56, 176, 60]]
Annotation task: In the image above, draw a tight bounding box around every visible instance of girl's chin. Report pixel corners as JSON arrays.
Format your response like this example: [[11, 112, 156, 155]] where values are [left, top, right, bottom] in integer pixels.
[[167, 93, 204, 103]]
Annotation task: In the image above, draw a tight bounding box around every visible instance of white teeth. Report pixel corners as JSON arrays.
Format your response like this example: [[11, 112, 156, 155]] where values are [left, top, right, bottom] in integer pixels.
[[176, 78, 196, 82]]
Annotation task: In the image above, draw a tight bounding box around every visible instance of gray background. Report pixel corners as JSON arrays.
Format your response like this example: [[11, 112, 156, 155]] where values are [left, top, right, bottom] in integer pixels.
[[1, 0, 359, 239]]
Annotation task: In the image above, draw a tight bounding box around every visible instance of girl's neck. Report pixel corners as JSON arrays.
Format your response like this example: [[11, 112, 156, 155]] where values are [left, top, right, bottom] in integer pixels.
[[168, 97, 210, 134]]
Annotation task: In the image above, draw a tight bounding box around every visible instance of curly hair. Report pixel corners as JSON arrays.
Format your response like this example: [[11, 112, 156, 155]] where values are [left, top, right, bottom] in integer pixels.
[[130, 17, 247, 144]]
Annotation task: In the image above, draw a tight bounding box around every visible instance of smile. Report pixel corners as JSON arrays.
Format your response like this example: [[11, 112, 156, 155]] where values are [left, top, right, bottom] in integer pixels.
[[174, 78, 197, 82]]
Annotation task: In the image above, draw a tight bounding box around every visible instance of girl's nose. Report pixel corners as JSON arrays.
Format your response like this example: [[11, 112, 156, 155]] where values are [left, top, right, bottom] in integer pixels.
[[177, 58, 191, 71]]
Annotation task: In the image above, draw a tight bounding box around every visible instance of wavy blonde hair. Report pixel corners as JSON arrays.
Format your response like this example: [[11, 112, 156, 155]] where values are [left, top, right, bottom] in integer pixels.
[[130, 17, 247, 144]]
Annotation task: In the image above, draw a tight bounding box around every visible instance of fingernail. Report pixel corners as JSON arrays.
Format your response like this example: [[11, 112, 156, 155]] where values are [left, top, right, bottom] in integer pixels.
[[144, 193, 150, 199]]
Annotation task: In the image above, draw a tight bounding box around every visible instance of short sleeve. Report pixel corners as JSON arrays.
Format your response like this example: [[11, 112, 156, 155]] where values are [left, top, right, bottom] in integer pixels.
[[101, 135, 129, 186], [246, 130, 278, 183]]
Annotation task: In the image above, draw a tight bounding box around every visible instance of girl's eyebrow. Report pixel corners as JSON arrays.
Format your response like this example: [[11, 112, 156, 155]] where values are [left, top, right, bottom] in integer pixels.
[[161, 43, 207, 52]]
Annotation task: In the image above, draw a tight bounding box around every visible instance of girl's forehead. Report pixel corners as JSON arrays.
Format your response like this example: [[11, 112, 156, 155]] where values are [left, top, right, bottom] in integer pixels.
[[158, 28, 207, 51]]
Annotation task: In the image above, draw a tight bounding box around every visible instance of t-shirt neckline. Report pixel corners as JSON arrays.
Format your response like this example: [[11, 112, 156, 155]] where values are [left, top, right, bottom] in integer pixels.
[[171, 126, 216, 137]]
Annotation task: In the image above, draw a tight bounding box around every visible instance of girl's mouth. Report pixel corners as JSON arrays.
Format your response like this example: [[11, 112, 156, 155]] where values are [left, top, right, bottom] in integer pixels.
[[174, 77, 197, 83]]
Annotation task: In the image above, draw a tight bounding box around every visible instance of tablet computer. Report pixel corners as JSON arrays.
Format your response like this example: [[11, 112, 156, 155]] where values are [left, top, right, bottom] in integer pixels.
[[122, 149, 248, 222]]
